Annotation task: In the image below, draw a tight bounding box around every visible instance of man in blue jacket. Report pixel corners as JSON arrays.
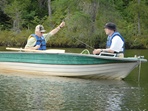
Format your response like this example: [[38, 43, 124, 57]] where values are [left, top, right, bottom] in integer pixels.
[[93, 22, 125, 57], [25, 21, 65, 50]]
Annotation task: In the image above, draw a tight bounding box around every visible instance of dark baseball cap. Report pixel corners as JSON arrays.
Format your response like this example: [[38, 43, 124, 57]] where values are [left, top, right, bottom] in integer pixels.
[[104, 22, 116, 31]]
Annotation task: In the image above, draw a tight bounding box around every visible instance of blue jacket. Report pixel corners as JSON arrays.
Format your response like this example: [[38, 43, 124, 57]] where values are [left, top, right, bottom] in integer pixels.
[[106, 32, 125, 52], [31, 34, 46, 50]]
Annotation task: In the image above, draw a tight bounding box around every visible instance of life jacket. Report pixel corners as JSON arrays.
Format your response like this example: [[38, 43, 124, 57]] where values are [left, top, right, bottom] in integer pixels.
[[106, 32, 125, 53], [30, 34, 46, 50]]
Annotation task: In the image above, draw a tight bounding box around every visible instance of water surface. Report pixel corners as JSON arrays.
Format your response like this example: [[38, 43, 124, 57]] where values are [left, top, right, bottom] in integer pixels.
[[0, 47, 148, 111]]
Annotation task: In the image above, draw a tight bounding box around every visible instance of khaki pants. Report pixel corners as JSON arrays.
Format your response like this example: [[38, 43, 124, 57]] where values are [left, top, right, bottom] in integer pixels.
[[117, 53, 124, 58]]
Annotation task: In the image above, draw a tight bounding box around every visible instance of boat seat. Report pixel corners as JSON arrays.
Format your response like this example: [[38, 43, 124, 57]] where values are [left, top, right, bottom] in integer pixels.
[[99, 52, 117, 57]]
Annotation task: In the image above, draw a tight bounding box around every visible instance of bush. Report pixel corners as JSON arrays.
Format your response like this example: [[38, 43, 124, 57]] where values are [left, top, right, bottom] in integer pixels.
[[125, 35, 148, 49], [0, 30, 32, 47]]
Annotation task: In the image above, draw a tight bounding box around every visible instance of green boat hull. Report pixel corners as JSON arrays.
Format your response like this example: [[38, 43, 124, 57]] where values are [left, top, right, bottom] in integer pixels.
[[0, 52, 147, 79], [0, 52, 139, 65]]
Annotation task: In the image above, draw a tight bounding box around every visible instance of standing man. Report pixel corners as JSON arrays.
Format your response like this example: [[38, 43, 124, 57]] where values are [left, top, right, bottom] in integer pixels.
[[25, 21, 65, 50], [93, 22, 125, 57]]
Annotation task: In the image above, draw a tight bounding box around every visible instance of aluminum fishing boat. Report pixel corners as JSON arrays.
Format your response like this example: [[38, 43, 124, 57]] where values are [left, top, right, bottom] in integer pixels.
[[0, 48, 147, 79]]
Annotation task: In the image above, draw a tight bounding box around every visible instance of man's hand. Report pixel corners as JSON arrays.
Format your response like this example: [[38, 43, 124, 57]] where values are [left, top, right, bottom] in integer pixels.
[[34, 45, 40, 50], [59, 21, 65, 28], [93, 49, 102, 55]]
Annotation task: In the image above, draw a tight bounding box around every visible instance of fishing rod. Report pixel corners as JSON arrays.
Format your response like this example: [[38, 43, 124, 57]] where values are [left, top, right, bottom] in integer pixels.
[[62, 18, 94, 49], [74, 38, 94, 49], [64, 16, 94, 50]]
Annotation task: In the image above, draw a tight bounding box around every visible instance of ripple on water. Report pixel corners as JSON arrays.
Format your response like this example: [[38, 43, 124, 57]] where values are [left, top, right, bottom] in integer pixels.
[[0, 74, 148, 111]]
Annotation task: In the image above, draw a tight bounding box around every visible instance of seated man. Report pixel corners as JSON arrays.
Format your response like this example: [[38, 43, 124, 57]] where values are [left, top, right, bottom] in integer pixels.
[[93, 22, 125, 57], [25, 21, 65, 50]]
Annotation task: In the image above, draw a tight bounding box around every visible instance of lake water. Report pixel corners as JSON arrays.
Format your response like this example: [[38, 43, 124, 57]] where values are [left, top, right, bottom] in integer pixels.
[[0, 47, 148, 111]]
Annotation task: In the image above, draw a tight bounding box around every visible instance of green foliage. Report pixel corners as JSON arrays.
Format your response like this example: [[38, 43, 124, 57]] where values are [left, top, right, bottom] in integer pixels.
[[126, 35, 148, 49], [0, 30, 32, 47], [0, 0, 148, 49]]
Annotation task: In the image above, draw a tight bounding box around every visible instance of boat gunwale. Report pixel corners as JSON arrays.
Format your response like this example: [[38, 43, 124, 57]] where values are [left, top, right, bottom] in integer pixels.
[[0, 51, 147, 62]]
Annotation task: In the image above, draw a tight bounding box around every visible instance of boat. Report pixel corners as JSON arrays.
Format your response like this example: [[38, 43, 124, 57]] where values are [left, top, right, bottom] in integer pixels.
[[0, 48, 147, 80]]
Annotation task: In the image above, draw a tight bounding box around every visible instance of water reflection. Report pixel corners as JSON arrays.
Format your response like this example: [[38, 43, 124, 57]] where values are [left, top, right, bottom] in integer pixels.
[[0, 74, 147, 111]]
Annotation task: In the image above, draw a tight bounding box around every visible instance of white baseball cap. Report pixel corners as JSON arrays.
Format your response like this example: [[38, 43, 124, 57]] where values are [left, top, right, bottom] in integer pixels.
[[35, 25, 46, 32]]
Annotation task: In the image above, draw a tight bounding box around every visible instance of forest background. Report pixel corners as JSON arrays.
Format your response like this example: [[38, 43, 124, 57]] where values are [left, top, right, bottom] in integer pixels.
[[0, 0, 148, 49]]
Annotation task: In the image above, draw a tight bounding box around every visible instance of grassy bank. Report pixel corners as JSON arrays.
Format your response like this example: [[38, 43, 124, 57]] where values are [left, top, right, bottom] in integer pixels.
[[0, 30, 148, 49]]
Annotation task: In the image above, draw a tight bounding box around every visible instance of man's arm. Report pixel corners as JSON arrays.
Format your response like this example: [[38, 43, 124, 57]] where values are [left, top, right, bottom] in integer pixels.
[[50, 21, 65, 35], [93, 36, 123, 54], [93, 48, 114, 54], [44, 21, 65, 42]]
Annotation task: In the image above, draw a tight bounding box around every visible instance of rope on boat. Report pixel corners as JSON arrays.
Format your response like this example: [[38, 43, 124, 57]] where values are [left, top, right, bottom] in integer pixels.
[[80, 49, 90, 54]]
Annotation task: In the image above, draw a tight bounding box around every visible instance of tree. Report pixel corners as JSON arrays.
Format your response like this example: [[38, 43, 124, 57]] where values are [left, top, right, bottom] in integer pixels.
[[0, 0, 148, 48], [48, 0, 52, 17], [4, 0, 30, 33], [125, 0, 148, 36], [0, 0, 11, 30], [137, 0, 141, 35]]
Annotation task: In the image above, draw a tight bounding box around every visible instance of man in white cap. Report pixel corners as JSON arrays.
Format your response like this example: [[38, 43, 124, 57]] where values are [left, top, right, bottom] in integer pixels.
[[25, 21, 65, 50], [93, 22, 125, 57]]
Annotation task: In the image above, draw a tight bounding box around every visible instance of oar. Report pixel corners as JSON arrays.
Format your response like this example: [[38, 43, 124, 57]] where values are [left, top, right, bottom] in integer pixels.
[[6, 47, 42, 52], [6, 47, 65, 53]]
